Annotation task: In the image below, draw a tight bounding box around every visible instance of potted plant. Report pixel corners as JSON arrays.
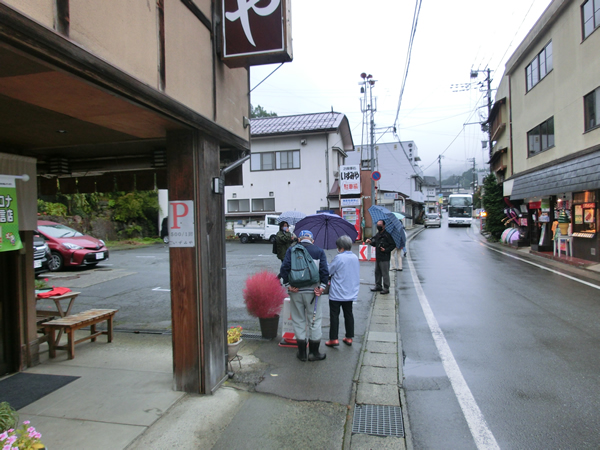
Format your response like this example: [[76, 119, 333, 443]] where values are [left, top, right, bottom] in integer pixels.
[[0, 402, 45, 449], [243, 270, 286, 339], [227, 326, 243, 360]]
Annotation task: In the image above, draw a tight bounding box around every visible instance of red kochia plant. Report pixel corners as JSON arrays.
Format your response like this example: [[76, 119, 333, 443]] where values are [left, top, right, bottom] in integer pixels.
[[243, 270, 286, 318]]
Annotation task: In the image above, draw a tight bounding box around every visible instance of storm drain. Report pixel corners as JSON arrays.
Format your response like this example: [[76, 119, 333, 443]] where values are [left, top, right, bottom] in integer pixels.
[[352, 404, 404, 438]]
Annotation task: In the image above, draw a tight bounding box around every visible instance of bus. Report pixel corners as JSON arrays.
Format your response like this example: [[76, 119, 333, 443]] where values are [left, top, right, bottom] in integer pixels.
[[447, 194, 473, 226]]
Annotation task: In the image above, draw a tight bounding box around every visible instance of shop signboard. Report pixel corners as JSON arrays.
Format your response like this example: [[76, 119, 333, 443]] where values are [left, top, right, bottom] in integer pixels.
[[222, 0, 293, 67], [341, 198, 361, 207], [340, 165, 361, 195], [0, 175, 22, 252]]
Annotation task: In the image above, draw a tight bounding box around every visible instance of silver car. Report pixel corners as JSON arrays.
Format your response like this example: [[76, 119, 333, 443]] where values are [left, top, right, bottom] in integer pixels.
[[424, 213, 441, 228]]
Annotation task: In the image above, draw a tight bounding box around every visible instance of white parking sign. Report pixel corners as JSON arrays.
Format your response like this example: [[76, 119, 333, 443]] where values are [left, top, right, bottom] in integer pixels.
[[169, 201, 195, 247]]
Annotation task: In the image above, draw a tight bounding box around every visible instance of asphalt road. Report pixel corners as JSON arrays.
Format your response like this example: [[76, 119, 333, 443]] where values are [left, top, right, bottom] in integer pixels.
[[43, 240, 357, 334], [400, 218, 600, 449]]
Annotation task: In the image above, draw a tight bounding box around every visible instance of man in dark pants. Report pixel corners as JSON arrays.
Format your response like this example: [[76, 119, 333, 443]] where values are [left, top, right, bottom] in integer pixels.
[[365, 219, 396, 294]]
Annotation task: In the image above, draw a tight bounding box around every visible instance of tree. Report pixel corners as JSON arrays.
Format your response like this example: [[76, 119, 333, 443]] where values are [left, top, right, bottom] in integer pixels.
[[481, 173, 505, 240], [250, 104, 277, 118]]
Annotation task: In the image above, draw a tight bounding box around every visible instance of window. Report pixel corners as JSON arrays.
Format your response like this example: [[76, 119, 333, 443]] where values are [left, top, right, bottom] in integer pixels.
[[583, 0, 600, 39], [250, 152, 274, 171], [527, 117, 555, 156], [584, 87, 600, 131], [276, 150, 300, 169], [252, 198, 275, 212], [526, 41, 553, 92], [228, 199, 250, 213], [251, 150, 300, 171]]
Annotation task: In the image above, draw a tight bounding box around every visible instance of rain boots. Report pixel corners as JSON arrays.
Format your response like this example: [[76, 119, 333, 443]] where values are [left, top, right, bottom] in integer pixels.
[[296, 339, 307, 362], [308, 340, 326, 361]]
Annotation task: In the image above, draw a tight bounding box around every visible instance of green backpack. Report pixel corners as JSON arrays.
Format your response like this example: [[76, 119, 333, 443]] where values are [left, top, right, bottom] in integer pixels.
[[289, 244, 320, 287]]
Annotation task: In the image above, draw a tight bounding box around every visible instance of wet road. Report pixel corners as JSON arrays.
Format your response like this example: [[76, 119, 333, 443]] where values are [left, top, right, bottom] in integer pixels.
[[46, 240, 348, 334], [400, 218, 600, 449]]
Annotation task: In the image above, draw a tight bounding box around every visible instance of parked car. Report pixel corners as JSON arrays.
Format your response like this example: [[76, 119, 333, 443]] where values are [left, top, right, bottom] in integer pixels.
[[33, 233, 51, 275], [37, 220, 109, 271], [161, 217, 169, 244], [424, 213, 441, 228]]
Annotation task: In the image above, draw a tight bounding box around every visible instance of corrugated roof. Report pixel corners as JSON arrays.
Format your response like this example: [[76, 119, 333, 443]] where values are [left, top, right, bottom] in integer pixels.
[[250, 112, 345, 136], [510, 150, 600, 199]]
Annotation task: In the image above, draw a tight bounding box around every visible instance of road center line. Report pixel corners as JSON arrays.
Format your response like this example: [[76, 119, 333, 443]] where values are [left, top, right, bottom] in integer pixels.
[[481, 243, 600, 290], [407, 256, 500, 450]]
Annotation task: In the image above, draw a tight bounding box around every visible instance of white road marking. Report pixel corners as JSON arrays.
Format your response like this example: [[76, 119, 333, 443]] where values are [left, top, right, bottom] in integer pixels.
[[152, 287, 170, 292], [407, 256, 500, 450], [481, 244, 600, 290]]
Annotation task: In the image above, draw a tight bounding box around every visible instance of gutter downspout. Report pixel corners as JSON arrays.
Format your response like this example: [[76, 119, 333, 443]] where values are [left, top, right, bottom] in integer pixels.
[[325, 134, 330, 210]]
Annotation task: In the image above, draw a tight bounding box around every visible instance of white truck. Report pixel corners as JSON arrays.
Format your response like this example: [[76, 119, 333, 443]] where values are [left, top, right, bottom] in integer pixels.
[[234, 215, 280, 243]]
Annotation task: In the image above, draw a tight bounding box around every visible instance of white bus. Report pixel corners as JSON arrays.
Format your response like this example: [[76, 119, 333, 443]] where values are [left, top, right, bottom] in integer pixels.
[[447, 194, 473, 227]]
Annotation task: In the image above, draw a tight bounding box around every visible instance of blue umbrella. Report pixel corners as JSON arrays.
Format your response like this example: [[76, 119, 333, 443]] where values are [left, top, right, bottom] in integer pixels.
[[294, 213, 358, 249], [277, 211, 307, 226], [368, 205, 406, 248]]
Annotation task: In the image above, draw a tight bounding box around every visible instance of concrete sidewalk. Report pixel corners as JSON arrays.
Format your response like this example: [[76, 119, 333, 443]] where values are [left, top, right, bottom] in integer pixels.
[[14, 229, 422, 449]]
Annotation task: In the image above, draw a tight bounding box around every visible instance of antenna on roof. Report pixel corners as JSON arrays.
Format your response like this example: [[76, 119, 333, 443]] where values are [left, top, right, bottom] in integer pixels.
[[331, 106, 334, 113]]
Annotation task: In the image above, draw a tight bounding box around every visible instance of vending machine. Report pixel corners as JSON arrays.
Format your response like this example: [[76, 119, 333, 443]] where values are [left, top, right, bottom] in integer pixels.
[[342, 207, 361, 241]]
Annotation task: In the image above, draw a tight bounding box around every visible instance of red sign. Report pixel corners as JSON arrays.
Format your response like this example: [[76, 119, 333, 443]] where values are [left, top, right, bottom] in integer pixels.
[[222, 0, 293, 67]]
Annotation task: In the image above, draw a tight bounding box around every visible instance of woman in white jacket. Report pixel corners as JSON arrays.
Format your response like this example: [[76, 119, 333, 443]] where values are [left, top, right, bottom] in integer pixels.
[[325, 235, 360, 347]]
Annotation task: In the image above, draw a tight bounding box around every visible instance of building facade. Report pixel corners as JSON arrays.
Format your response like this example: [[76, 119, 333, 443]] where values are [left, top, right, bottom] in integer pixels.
[[0, 0, 292, 393], [225, 112, 354, 228], [496, 0, 600, 259]]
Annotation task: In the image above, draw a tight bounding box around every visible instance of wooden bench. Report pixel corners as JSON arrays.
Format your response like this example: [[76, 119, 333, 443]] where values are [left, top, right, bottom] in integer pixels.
[[43, 309, 118, 359]]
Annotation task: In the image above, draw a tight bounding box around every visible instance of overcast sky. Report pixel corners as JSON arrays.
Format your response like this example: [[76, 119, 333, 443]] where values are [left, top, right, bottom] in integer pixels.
[[249, 0, 553, 179]]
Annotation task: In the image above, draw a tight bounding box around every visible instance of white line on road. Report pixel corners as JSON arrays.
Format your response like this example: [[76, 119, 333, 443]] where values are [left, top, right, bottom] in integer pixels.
[[482, 244, 600, 290], [152, 287, 170, 292], [407, 256, 500, 450]]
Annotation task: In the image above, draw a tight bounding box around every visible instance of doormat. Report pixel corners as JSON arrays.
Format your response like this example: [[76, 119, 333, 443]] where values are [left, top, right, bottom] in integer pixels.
[[0, 373, 79, 410]]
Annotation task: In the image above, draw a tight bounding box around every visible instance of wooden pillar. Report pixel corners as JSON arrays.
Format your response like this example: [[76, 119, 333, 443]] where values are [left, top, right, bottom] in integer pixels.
[[167, 129, 228, 394]]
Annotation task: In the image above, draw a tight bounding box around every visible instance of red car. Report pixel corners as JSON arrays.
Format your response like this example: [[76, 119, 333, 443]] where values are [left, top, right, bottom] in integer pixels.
[[37, 220, 109, 272]]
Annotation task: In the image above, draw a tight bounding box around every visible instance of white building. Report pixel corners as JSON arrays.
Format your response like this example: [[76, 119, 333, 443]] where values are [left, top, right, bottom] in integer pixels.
[[225, 112, 354, 228]]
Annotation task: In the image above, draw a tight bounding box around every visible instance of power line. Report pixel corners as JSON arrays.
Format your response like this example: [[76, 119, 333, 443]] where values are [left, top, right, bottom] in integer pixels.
[[393, 0, 423, 128]]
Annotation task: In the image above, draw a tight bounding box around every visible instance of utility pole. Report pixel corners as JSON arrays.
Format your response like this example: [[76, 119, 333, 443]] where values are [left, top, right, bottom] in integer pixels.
[[359, 73, 377, 237], [468, 157, 476, 194], [438, 155, 443, 213]]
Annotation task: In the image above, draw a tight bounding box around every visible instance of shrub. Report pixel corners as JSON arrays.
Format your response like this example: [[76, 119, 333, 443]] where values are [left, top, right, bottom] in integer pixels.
[[0, 402, 17, 433], [243, 270, 286, 319]]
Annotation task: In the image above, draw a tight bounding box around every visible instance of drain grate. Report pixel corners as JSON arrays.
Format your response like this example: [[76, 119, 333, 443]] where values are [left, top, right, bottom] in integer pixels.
[[352, 404, 404, 438]]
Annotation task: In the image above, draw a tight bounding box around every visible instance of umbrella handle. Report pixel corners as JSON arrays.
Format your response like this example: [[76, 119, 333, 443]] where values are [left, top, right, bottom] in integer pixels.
[[311, 293, 319, 326]]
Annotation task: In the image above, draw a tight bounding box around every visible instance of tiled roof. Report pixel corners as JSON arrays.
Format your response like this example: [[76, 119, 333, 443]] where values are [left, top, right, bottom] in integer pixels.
[[250, 112, 345, 136]]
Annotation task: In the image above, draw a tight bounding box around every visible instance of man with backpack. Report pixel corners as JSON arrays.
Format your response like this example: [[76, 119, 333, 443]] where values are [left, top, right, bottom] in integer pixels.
[[280, 230, 329, 362]]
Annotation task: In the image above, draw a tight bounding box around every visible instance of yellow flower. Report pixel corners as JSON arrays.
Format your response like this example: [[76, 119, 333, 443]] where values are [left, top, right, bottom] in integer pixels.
[[227, 326, 242, 344]]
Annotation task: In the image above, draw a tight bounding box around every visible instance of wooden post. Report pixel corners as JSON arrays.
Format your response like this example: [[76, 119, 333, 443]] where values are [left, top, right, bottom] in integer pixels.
[[167, 129, 228, 394]]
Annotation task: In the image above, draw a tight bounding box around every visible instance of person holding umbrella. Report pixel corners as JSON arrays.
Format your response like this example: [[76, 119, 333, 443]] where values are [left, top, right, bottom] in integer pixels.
[[275, 221, 296, 261], [390, 221, 407, 271], [365, 220, 396, 294], [280, 230, 329, 362]]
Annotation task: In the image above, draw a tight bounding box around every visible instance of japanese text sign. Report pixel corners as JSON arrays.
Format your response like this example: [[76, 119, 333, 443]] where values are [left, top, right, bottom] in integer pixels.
[[0, 175, 22, 252], [169, 201, 195, 248], [340, 165, 361, 195], [222, 0, 293, 67]]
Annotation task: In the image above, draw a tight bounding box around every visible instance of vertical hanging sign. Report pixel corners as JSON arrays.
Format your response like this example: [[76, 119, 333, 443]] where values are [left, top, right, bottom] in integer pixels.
[[0, 175, 22, 252], [168, 201, 195, 247], [340, 165, 361, 195]]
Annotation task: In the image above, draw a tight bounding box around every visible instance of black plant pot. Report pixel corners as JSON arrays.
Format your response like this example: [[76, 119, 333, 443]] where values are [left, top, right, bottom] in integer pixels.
[[259, 315, 280, 339]]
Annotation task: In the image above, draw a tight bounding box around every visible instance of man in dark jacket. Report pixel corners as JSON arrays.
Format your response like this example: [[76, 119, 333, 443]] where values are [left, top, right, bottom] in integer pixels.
[[365, 220, 396, 294], [280, 230, 329, 362]]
